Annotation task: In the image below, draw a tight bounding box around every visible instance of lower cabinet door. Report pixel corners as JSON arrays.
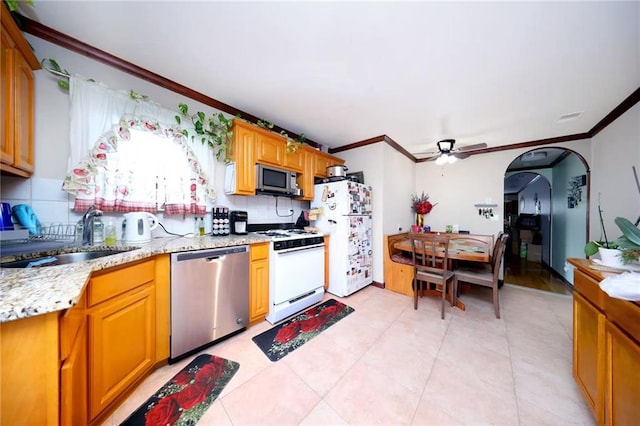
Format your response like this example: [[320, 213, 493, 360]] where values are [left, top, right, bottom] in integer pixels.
[[88, 286, 155, 420], [606, 322, 640, 425], [60, 321, 87, 426], [250, 258, 269, 323], [573, 292, 605, 423]]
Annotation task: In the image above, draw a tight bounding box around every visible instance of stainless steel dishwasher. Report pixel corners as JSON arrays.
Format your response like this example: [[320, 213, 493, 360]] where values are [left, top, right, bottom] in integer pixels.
[[170, 245, 249, 362]]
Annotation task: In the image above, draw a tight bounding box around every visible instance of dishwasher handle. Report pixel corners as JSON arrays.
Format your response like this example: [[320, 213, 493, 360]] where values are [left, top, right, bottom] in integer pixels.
[[172, 245, 248, 262]]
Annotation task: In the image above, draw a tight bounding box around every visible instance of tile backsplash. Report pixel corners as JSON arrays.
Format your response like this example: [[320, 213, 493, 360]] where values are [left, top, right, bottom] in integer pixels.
[[1, 176, 310, 238]]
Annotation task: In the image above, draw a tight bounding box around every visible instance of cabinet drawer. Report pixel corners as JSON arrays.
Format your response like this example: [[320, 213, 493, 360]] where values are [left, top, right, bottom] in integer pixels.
[[88, 260, 155, 306], [574, 269, 606, 311], [251, 242, 269, 261], [606, 296, 640, 343]]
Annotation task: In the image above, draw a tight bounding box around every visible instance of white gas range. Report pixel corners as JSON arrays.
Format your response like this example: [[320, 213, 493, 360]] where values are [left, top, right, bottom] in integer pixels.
[[254, 228, 325, 324]]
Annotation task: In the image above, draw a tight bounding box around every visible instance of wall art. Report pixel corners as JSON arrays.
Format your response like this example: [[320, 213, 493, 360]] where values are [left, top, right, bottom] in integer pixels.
[[568, 174, 586, 209]]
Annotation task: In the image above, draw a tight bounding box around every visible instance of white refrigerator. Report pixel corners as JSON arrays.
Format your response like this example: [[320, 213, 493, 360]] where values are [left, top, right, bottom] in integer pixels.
[[313, 180, 373, 297]]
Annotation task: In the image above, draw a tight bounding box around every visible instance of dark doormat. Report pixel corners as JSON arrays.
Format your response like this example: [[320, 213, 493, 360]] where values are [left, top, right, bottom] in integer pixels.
[[120, 354, 239, 425], [252, 299, 355, 362]]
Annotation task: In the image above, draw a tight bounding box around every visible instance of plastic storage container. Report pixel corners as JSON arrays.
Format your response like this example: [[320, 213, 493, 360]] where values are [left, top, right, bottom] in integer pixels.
[[520, 242, 528, 259]]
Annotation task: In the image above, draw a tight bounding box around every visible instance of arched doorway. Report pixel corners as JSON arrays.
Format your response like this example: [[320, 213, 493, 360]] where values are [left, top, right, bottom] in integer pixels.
[[503, 147, 589, 293]]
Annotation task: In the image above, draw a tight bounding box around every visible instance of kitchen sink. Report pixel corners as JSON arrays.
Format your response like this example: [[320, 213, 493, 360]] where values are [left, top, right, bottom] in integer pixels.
[[0, 248, 136, 268]]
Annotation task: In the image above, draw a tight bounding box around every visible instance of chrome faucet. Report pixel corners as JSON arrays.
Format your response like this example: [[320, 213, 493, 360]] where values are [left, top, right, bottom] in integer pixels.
[[80, 205, 103, 246]]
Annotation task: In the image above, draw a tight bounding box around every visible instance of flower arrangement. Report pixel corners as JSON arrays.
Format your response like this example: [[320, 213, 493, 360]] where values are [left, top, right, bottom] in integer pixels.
[[411, 191, 436, 214]]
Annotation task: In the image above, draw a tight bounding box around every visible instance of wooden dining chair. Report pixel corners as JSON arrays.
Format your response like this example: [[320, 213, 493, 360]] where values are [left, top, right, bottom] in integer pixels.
[[409, 232, 454, 319], [453, 233, 508, 318], [448, 234, 493, 271]]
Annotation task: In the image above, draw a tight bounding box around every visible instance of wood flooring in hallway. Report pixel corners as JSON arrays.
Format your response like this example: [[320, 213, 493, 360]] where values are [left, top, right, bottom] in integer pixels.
[[504, 254, 572, 295]]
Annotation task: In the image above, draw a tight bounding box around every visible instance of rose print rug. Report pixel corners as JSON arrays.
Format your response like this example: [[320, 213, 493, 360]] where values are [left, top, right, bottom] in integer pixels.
[[252, 299, 355, 362], [120, 354, 239, 425]]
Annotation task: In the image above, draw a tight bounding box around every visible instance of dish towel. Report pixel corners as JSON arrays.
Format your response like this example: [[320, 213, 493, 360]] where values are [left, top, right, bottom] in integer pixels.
[[599, 272, 640, 301]]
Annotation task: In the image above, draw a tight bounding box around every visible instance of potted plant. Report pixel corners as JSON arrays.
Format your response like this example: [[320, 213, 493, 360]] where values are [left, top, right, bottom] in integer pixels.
[[614, 217, 640, 264], [175, 104, 234, 162], [585, 215, 640, 266]]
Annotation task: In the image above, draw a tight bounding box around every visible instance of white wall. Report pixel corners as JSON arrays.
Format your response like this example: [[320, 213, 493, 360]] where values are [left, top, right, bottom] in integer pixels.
[[0, 35, 310, 236], [336, 142, 415, 284], [590, 102, 640, 239], [551, 154, 588, 282]]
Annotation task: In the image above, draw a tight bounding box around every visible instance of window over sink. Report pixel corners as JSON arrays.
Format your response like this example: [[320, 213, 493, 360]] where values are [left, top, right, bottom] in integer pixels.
[[61, 76, 216, 215]]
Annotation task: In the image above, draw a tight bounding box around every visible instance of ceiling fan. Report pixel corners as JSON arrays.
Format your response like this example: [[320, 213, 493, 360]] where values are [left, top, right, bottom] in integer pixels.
[[419, 139, 488, 164]]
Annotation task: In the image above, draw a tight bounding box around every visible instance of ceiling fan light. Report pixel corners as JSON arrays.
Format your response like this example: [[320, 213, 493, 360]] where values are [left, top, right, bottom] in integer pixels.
[[436, 154, 448, 165], [437, 139, 455, 152], [448, 155, 457, 164]]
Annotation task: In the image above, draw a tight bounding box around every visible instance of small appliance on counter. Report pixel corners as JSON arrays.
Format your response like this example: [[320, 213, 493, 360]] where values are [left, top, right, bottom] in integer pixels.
[[212, 206, 230, 236], [229, 210, 248, 235], [123, 212, 159, 243]]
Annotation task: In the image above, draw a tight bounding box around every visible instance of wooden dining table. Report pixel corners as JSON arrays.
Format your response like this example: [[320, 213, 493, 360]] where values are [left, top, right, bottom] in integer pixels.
[[392, 234, 492, 310], [393, 236, 491, 263]]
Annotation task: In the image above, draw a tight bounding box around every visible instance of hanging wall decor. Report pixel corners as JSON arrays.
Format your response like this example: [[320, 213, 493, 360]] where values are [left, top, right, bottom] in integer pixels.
[[568, 174, 586, 209]]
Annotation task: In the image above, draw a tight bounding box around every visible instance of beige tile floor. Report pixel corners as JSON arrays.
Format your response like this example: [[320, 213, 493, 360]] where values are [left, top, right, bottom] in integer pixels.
[[104, 284, 595, 425]]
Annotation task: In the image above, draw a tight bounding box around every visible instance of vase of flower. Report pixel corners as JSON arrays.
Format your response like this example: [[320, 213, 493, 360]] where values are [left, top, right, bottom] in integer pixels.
[[411, 191, 436, 228]]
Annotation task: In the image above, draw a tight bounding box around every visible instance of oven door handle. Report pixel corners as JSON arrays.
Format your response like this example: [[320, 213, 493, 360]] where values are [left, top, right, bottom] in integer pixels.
[[273, 244, 325, 254]]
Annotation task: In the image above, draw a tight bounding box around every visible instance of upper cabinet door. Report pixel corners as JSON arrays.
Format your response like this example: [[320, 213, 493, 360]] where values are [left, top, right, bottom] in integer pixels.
[[255, 131, 284, 166], [1, 9, 39, 177], [228, 122, 256, 195], [283, 147, 304, 172], [1, 28, 15, 165], [13, 51, 35, 173]]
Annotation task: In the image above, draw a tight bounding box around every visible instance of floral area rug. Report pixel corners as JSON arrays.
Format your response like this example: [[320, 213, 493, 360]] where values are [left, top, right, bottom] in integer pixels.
[[120, 354, 239, 425], [252, 299, 355, 362]]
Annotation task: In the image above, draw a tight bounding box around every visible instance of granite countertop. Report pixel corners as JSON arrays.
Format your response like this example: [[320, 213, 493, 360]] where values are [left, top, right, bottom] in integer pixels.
[[0, 234, 271, 323]]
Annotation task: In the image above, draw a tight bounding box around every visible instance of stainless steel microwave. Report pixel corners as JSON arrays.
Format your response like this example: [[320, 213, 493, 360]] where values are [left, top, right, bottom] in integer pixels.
[[256, 164, 300, 197]]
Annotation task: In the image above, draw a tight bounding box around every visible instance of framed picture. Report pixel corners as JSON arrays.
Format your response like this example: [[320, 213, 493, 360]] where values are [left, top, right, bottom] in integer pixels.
[[568, 174, 586, 208]]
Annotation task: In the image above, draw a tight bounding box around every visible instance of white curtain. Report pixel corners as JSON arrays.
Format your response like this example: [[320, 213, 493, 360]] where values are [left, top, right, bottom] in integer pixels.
[[62, 76, 216, 215]]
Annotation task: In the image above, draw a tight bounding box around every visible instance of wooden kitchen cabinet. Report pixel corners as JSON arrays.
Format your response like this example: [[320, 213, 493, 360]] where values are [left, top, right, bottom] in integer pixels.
[[573, 290, 605, 422], [227, 120, 257, 195], [1, 6, 40, 177], [87, 260, 156, 421], [569, 259, 640, 426], [255, 130, 284, 166], [0, 312, 59, 426], [60, 292, 87, 426], [250, 242, 269, 324], [60, 320, 87, 426], [604, 295, 640, 425], [298, 146, 346, 201], [314, 150, 344, 178], [299, 147, 317, 201], [228, 119, 344, 200], [283, 144, 305, 172], [1, 255, 168, 426]]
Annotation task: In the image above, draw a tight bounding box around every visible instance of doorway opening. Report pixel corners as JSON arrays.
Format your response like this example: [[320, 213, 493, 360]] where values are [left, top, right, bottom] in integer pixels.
[[503, 147, 589, 294]]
